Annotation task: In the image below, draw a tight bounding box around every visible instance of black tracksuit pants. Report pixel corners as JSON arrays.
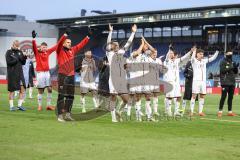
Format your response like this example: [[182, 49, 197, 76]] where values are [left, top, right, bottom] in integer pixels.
[[56, 73, 75, 115], [219, 85, 235, 111]]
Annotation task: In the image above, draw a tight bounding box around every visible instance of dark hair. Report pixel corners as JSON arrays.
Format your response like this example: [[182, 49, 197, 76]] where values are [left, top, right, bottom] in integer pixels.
[[196, 49, 204, 54], [41, 42, 47, 46], [226, 49, 233, 53], [171, 49, 178, 56]]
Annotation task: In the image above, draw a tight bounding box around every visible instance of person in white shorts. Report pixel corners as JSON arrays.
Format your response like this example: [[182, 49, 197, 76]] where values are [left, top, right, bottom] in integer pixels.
[[106, 24, 137, 122], [163, 45, 194, 117], [126, 39, 145, 120], [190, 49, 219, 116], [131, 37, 156, 121], [32, 30, 57, 111], [80, 50, 98, 113], [149, 50, 164, 117]]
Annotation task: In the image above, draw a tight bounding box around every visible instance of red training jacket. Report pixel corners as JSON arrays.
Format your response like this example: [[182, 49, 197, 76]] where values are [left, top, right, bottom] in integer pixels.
[[32, 40, 57, 72], [56, 35, 90, 76]]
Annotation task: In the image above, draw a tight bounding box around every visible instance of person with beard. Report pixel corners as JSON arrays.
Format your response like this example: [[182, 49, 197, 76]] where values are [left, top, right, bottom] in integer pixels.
[[5, 40, 27, 111], [56, 29, 91, 122], [218, 51, 239, 117]]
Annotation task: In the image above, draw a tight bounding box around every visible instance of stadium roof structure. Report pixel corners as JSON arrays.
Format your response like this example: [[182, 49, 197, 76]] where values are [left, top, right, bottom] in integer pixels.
[[37, 4, 240, 29]]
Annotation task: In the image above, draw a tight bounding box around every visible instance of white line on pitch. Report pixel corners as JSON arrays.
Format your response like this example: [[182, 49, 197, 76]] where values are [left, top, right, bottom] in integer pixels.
[[200, 118, 240, 123]]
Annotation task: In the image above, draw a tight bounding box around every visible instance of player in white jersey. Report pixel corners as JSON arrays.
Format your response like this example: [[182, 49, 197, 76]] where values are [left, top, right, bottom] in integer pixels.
[[80, 50, 98, 113], [106, 24, 137, 122], [149, 50, 164, 117], [132, 37, 156, 121], [163, 45, 194, 117], [126, 39, 145, 120], [190, 49, 219, 116]]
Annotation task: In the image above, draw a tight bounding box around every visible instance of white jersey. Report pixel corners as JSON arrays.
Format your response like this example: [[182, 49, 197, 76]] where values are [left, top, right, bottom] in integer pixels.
[[163, 51, 192, 83], [106, 50, 128, 94], [163, 58, 181, 83], [126, 52, 138, 80], [191, 51, 219, 82], [191, 58, 208, 81]]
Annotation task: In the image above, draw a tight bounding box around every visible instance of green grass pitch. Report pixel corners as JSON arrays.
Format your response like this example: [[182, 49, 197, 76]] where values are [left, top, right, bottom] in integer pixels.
[[0, 84, 240, 160]]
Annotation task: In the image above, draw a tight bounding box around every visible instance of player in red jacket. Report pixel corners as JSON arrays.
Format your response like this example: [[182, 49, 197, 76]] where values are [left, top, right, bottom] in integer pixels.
[[32, 30, 57, 111], [56, 28, 91, 122]]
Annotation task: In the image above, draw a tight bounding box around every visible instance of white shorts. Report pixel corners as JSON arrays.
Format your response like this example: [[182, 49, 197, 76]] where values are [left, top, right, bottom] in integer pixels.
[[165, 81, 181, 98], [129, 85, 152, 94], [109, 78, 128, 94], [192, 80, 206, 94], [36, 71, 51, 89], [80, 82, 97, 93]]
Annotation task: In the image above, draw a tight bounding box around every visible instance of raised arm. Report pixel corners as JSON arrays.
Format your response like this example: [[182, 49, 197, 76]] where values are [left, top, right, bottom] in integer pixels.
[[32, 40, 38, 56], [106, 24, 113, 52], [72, 36, 90, 55], [123, 24, 137, 51], [56, 34, 68, 54], [191, 46, 197, 63], [164, 44, 172, 62], [31, 30, 39, 56], [142, 36, 156, 54], [47, 44, 57, 55], [132, 38, 144, 58], [180, 49, 193, 62], [208, 50, 219, 63]]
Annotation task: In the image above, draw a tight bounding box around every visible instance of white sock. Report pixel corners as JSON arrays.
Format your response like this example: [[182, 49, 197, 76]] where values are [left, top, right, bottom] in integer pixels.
[[164, 98, 168, 113], [9, 100, 14, 108], [23, 92, 26, 101], [153, 97, 158, 113], [18, 99, 23, 107], [182, 100, 187, 110], [190, 98, 195, 113], [166, 99, 172, 113], [14, 91, 19, 97], [37, 94, 43, 107], [81, 96, 86, 109], [127, 104, 131, 116], [174, 100, 180, 113], [145, 100, 152, 119], [111, 109, 117, 122], [29, 87, 33, 98], [47, 93, 52, 106], [92, 95, 98, 108], [199, 98, 204, 113], [135, 100, 141, 119]]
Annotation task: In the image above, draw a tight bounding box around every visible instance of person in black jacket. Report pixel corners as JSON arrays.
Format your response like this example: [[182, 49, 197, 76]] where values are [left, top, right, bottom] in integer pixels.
[[218, 51, 239, 117], [28, 56, 35, 99], [5, 40, 27, 111], [182, 60, 198, 114]]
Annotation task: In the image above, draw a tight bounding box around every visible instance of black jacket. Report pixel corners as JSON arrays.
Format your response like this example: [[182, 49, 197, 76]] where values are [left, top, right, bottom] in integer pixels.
[[220, 58, 238, 86], [29, 61, 35, 83], [5, 48, 26, 92], [98, 56, 110, 96], [183, 61, 194, 100]]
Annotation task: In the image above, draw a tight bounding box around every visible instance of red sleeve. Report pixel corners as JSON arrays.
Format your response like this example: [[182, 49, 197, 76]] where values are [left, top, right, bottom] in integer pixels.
[[46, 44, 57, 55], [32, 40, 39, 56], [56, 34, 67, 54], [72, 36, 90, 55]]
